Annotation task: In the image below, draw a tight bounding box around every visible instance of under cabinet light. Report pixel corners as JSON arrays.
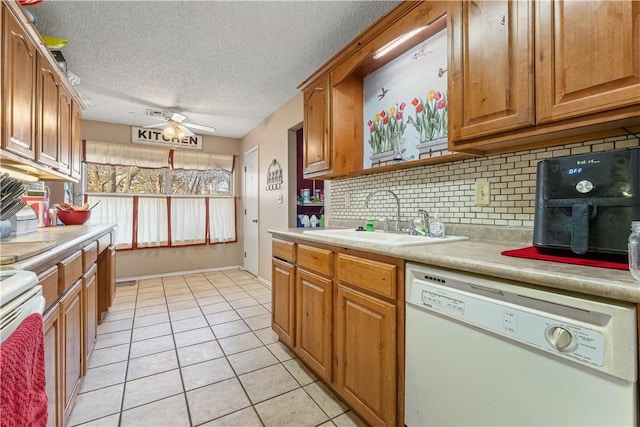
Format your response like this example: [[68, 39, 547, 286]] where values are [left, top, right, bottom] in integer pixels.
[[0, 166, 39, 182], [373, 25, 428, 60]]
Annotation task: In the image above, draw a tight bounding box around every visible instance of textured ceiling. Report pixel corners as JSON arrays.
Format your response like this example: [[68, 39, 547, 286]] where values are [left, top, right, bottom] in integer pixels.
[[30, 1, 399, 139]]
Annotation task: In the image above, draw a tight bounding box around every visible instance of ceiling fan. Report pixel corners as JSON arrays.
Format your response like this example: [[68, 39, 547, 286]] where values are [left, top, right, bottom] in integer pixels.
[[132, 108, 217, 138]]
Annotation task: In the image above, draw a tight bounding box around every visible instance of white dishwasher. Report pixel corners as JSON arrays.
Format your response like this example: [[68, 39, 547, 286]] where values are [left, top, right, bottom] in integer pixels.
[[405, 263, 638, 426]]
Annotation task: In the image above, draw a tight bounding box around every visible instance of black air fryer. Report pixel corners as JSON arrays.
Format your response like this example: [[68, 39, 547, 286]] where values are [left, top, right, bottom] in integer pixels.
[[533, 147, 640, 261]]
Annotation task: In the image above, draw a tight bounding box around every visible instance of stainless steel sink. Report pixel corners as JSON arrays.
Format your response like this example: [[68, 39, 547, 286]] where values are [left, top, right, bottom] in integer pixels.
[[302, 228, 468, 247]]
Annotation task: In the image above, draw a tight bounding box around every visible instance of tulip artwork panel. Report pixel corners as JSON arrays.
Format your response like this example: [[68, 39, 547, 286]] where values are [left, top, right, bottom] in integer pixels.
[[363, 27, 449, 169]]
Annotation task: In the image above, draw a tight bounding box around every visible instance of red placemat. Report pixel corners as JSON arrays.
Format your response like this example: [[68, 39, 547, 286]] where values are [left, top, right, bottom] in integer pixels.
[[501, 246, 629, 270]]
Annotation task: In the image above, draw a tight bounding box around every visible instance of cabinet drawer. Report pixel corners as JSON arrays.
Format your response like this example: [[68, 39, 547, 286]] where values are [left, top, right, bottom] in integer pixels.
[[273, 239, 296, 263], [97, 233, 111, 253], [39, 265, 59, 313], [82, 241, 98, 271], [58, 251, 83, 294], [298, 245, 332, 276], [338, 254, 396, 299]]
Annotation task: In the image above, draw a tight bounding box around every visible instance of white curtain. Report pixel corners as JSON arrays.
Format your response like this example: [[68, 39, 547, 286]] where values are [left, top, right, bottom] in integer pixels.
[[209, 197, 236, 242], [171, 198, 206, 245], [85, 140, 169, 168], [137, 198, 168, 247], [172, 150, 234, 172], [87, 195, 133, 249]]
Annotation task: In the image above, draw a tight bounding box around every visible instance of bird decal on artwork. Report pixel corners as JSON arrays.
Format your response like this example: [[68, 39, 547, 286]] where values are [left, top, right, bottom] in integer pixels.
[[378, 87, 389, 100]]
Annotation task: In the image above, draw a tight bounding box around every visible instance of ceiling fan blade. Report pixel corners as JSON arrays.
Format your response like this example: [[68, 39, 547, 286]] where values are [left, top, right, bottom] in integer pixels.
[[143, 123, 168, 129], [129, 112, 166, 122], [183, 122, 216, 133], [177, 124, 195, 137], [170, 112, 186, 123]]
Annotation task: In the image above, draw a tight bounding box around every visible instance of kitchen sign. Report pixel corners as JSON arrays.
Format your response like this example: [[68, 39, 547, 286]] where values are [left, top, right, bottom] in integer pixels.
[[131, 126, 203, 150]]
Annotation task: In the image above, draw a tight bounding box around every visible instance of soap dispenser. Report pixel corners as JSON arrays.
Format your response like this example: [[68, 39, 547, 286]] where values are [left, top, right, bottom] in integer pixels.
[[428, 212, 445, 238]]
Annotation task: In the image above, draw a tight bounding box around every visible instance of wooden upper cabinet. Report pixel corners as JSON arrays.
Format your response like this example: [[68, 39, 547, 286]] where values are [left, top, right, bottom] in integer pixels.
[[449, 0, 535, 142], [303, 74, 331, 176], [57, 87, 72, 174], [535, 0, 640, 123], [2, 9, 37, 159], [70, 102, 83, 180], [37, 53, 60, 169]]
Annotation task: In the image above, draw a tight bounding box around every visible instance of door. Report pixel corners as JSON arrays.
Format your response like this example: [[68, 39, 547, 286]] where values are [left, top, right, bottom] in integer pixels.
[[37, 53, 60, 169], [271, 258, 295, 347], [535, 0, 640, 123], [43, 305, 62, 427], [303, 75, 331, 175], [448, 0, 534, 142], [295, 268, 332, 382], [243, 147, 259, 276], [83, 264, 98, 371], [336, 284, 396, 427], [60, 280, 82, 423], [3, 10, 37, 159]]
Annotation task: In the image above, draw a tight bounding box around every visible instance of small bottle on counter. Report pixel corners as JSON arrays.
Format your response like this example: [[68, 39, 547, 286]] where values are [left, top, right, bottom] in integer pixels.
[[365, 218, 375, 232], [629, 221, 640, 282]]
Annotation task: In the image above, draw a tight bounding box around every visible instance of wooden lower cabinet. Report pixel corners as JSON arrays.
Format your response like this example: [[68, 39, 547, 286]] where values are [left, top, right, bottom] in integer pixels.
[[43, 304, 62, 427], [295, 268, 332, 382], [335, 284, 397, 427], [271, 237, 403, 426], [59, 279, 83, 424], [271, 258, 296, 347], [83, 264, 98, 372], [97, 244, 116, 323]]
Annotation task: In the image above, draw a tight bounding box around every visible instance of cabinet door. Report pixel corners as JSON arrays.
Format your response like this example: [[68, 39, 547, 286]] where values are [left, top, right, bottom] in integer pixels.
[[59, 280, 83, 424], [335, 284, 396, 427], [449, 0, 534, 142], [70, 101, 82, 180], [57, 87, 72, 174], [2, 9, 37, 159], [271, 258, 295, 347], [107, 246, 116, 307], [36, 53, 60, 169], [295, 268, 332, 382], [536, 0, 640, 122], [43, 304, 62, 427], [83, 264, 98, 372], [303, 74, 331, 176]]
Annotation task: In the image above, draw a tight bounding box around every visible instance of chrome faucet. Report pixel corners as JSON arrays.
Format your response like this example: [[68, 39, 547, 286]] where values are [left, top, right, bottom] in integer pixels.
[[364, 189, 402, 232], [417, 209, 431, 236]]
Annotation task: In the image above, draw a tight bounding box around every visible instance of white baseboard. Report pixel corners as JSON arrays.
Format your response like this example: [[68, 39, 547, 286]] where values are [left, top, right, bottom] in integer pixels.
[[116, 265, 245, 284], [257, 275, 271, 288]]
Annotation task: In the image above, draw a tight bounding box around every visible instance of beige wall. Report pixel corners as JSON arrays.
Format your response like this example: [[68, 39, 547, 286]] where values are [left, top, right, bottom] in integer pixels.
[[82, 120, 245, 279], [240, 94, 303, 282]]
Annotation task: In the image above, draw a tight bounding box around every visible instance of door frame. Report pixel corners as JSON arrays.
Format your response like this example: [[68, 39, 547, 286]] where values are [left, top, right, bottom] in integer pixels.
[[243, 146, 259, 276]]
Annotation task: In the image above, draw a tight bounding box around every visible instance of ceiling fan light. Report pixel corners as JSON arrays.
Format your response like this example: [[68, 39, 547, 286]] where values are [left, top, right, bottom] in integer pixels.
[[163, 125, 176, 138], [176, 127, 186, 139]]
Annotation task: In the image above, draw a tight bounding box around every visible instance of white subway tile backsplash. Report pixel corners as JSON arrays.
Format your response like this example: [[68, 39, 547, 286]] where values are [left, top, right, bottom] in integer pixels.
[[328, 135, 639, 228]]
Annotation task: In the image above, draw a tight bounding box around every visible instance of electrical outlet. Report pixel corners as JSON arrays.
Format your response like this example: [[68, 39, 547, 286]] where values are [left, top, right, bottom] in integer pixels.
[[345, 192, 351, 208], [475, 181, 490, 206], [277, 194, 283, 204]]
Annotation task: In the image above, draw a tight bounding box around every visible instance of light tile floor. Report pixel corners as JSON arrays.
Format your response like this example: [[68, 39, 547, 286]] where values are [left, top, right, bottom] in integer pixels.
[[68, 269, 367, 427]]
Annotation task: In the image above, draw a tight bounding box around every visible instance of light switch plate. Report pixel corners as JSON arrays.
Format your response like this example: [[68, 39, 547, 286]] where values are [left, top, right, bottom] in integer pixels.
[[345, 192, 351, 208], [277, 194, 283, 204], [475, 181, 490, 206]]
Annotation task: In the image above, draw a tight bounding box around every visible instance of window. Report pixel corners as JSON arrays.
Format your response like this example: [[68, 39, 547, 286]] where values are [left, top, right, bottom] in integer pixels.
[[84, 141, 236, 249]]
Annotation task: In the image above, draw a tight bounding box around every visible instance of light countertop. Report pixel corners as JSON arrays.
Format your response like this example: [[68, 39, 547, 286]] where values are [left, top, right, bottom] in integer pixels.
[[0, 224, 116, 271], [269, 228, 640, 304]]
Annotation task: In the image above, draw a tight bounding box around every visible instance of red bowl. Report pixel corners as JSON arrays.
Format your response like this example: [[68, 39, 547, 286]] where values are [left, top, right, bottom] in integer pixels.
[[57, 209, 91, 225]]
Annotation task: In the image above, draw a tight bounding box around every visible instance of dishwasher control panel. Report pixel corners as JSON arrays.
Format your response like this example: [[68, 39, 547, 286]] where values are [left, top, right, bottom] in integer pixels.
[[411, 280, 606, 367]]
